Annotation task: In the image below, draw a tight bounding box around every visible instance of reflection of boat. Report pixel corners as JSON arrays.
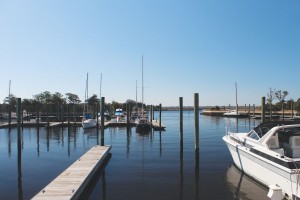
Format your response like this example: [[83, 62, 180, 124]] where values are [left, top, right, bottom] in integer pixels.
[[223, 121, 300, 199], [226, 164, 269, 200], [82, 73, 97, 129]]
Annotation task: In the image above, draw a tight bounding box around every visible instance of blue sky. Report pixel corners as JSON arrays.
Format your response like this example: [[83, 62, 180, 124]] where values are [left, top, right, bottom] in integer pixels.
[[0, 0, 299, 106]]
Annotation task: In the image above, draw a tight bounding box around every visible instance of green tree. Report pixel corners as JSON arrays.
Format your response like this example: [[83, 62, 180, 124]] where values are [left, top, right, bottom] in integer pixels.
[[33, 91, 52, 103], [275, 90, 289, 120], [52, 92, 66, 104], [65, 93, 81, 104]]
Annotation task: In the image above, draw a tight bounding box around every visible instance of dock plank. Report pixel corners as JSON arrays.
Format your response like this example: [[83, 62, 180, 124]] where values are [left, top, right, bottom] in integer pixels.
[[31, 145, 111, 200]]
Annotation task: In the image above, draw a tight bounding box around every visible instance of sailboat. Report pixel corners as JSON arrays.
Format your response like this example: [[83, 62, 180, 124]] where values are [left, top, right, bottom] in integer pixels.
[[136, 56, 152, 133], [82, 73, 97, 129], [223, 82, 247, 118]]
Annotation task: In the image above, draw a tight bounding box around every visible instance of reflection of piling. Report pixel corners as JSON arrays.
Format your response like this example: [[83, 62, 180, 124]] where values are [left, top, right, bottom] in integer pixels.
[[261, 97, 265, 123], [194, 93, 199, 150], [179, 97, 183, 150]]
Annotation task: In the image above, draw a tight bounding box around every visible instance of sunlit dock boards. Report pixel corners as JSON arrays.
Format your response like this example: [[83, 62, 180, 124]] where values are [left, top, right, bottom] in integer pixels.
[[151, 120, 166, 130], [31, 145, 111, 200]]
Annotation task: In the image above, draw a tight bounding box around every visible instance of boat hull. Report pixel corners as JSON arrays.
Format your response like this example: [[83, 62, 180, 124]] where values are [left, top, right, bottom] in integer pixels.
[[223, 135, 300, 199], [82, 119, 97, 129]]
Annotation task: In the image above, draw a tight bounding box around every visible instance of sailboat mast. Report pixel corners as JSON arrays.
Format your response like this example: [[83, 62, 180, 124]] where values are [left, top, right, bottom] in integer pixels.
[[100, 73, 102, 99], [142, 56, 144, 111], [136, 80, 138, 108], [235, 82, 238, 109]]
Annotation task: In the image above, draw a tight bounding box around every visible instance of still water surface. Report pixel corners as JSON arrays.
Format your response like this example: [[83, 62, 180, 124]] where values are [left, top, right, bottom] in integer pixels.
[[0, 111, 269, 200]]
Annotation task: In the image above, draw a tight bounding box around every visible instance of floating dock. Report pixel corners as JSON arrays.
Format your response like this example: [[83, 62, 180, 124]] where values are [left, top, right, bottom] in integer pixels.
[[31, 145, 111, 200]]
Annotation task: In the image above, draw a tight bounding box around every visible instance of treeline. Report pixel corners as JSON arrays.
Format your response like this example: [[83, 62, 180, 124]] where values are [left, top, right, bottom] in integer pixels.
[[0, 91, 158, 115]]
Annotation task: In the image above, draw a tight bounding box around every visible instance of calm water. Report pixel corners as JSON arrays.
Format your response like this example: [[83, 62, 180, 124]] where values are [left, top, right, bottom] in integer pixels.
[[0, 111, 269, 200]]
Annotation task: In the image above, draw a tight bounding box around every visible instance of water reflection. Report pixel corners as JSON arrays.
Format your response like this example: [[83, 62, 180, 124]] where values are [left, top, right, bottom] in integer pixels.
[[17, 128, 23, 200], [226, 164, 269, 200]]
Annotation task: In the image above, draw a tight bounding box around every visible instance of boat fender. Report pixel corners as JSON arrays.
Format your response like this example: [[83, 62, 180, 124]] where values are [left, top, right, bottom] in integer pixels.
[[267, 184, 284, 200]]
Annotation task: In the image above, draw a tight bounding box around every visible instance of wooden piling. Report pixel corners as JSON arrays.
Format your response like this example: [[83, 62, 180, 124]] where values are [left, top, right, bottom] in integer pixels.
[[17, 98, 21, 129], [253, 104, 255, 116], [73, 104, 77, 126], [179, 97, 183, 150], [126, 103, 129, 126], [96, 103, 99, 128], [159, 104, 162, 128], [47, 104, 50, 127], [150, 105, 153, 123], [67, 104, 70, 126], [100, 97, 105, 145], [248, 104, 250, 117], [194, 93, 199, 150], [37, 103, 40, 126], [261, 97, 265, 123]]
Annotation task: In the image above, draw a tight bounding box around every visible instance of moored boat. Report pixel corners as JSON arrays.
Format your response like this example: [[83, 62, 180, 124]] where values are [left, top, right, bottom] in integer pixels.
[[223, 121, 300, 199]]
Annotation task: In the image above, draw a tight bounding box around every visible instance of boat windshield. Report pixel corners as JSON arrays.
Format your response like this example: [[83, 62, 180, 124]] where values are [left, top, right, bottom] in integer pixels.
[[247, 130, 260, 140]]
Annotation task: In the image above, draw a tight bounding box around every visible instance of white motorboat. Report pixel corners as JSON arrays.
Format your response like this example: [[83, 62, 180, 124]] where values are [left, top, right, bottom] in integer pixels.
[[223, 121, 300, 199]]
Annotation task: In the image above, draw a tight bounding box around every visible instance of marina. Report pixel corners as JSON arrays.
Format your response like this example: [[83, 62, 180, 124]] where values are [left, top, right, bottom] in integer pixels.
[[0, 110, 270, 200]]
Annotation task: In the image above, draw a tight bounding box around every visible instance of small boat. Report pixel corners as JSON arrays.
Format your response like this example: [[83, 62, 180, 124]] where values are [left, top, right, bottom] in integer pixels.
[[223, 110, 248, 118], [223, 121, 300, 199]]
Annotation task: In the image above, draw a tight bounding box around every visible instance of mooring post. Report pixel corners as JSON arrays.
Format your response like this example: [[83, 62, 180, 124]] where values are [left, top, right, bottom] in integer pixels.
[[67, 103, 70, 126], [61, 104, 64, 124], [253, 104, 255, 116], [126, 103, 129, 126], [292, 101, 294, 117], [194, 93, 199, 150], [17, 98, 21, 130], [37, 103, 40, 126], [150, 105, 153, 123], [261, 97, 265, 123], [96, 103, 99, 129], [180, 97, 183, 150], [47, 103, 49, 127], [101, 97, 105, 139], [8, 102, 11, 127], [248, 104, 250, 117], [159, 103, 162, 128], [73, 104, 77, 126]]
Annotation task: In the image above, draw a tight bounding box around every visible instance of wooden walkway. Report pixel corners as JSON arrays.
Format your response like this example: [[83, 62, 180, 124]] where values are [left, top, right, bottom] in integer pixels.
[[31, 145, 111, 200]]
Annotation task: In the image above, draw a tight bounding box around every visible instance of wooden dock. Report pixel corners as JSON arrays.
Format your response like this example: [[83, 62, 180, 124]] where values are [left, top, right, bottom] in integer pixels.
[[31, 145, 111, 200], [151, 120, 166, 130]]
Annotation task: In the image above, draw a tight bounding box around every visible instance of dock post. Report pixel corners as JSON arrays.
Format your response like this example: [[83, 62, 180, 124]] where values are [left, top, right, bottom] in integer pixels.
[[73, 104, 77, 126], [67, 103, 70, 126], [47, 103, 49, 127], [96, 103, 99, 129], [101, 97, 105, 146], [248, 104, 250, 117], [180, 97, 183, 150], [61, 104, 64, 124], [17, 98, 21, 129], [8, 102, 11, 127], [194, 93, 199, 150], [244, 104, 246, 113], [126, 103, 129, 126], [236, 104, 239, 117], [253, 104, 255, 116], [37, 103, 40, 126], [292, 101, 294, 117], [150, 105, 153, 123], [261, 97, 265, 123], [159, 104, 162, 128]]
